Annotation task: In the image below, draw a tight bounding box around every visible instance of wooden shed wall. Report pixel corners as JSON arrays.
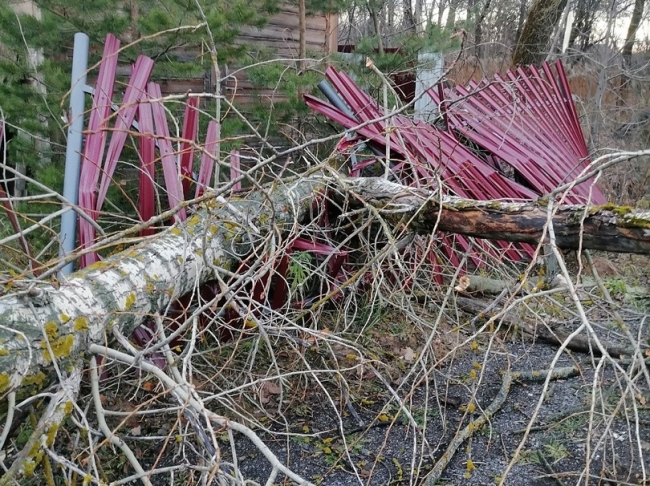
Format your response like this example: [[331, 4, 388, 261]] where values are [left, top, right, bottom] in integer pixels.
[[237, 5, 337, 58], [144, 5, 337, 107], [224, 6, 337, 106]]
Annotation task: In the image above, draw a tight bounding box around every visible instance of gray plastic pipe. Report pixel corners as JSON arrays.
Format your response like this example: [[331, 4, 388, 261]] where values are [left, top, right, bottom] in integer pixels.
[[317, 79, 385, 160], [59, 33, 89, 276], [318, 80, 355, 117]]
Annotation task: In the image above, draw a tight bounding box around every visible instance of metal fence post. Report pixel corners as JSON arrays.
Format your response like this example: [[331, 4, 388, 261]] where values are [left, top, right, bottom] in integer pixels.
[[59, 33, 89, 276]]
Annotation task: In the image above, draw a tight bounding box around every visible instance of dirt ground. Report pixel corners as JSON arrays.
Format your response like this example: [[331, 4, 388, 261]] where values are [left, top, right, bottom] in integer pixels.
[[23, 255, 648, 486], [218, 323, 650, 486]]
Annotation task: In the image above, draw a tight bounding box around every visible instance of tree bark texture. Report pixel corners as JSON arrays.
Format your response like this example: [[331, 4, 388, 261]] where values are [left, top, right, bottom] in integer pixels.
[[1, 176, 649, 397], [298, 0, 307, 71], [402, 0, 417, 34], [368, 1, 385, 54], [0, 178, 324, 398], [444, 0, 458, 31], [512, 0, 568, 66], [474, 0, 492, 59], [623, 0, 645, 69]]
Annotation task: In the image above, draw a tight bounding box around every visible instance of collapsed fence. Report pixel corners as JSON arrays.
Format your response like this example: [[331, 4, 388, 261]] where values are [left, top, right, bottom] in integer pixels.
[[0, 32, 649, 486]]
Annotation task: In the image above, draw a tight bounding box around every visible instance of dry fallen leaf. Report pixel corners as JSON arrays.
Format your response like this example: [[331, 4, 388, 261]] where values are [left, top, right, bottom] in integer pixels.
[[400, 347, 416, 364], [259, 381, 281, 404], [454, 275, 471, 292]]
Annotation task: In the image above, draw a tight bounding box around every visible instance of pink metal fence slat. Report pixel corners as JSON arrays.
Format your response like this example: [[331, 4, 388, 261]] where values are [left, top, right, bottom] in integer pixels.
[[372, 91, 535, 203], [315, 84, 537, 201], [501, 68, 597, 202], [137, 95, 156, 237], [430, 66, 596, 203], [147, 82, 186, 222], [426, 92, 558, 194], [446, 71, 563, 159], [466, 62, 604, 202], [526, 65, 581, 159], [446, 117, 558, 193], [78, 34, 120, 268], [325, 68, 373, 118], [328, 68, 377, 117], [195, 120, 219, 198], [305, 95, 409, 159], [469, 73, 575, 169], [449, 80, 571, 175], [96, 55, 154, 212], [308, 63, 609, 260], [326, 68, 412, 156], [542, 62, 587, 158], [179, 97, 199, 199], [505, 68, 580, 175], [553, 61, 589, 158], [540, 64, 604, 203]]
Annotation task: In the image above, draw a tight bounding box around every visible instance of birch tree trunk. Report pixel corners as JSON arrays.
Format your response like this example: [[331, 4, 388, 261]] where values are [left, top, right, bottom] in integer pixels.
[[2, 176, 650, 398], [0, 178, 324, 398]]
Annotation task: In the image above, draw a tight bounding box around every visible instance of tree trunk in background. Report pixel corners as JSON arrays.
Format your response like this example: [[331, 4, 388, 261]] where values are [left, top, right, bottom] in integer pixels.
[[344, 5, 356, 45], [414, 0, 424, 30], [474, 0, 492, 59], [623, 0, 645, 69], [466, 0, 475, 21], [368, 1, 385, 54], [444, 0, 458, 30], [567, 0, 601, 53], [437, 0, 447, 27], [403, 0, 417, 34], [512, 0, 567, 66], [384, 0, 396, 31], [546, 0, 572, 60], [298, 0, 306, 71], [514, 0, 528, 44]]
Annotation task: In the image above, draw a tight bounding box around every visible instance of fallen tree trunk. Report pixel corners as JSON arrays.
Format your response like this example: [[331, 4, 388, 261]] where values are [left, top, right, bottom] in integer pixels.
[[0, 178, 325, 398], [1, 174, 650, 482], [427, 199, 650, 254], [1, 176, 649, 395], [343, 179, 649, 254]]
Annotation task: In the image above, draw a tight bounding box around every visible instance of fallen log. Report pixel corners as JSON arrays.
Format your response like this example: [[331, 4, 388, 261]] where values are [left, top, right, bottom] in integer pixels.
[[0, 177, 325, 398], [2, 176, 650, 397], [1, 174, 650, 482], [455, 296, 637, 359], [429, 200, 650, 254], [342, 178, 650, 254]]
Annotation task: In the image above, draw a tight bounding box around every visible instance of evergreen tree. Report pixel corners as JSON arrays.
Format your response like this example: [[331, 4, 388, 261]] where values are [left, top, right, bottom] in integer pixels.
[[0, 0, 281, 189]]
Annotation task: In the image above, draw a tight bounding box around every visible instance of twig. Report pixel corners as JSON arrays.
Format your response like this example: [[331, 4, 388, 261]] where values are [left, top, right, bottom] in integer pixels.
[[89, 344, 316, 486], [90, 356, 152, 486], [0, 392, 15, 452], [422, 370, 512, 486], [539, 451, 567, 486], [0, 370, 81, 485], [422, 366, 578, 486]]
